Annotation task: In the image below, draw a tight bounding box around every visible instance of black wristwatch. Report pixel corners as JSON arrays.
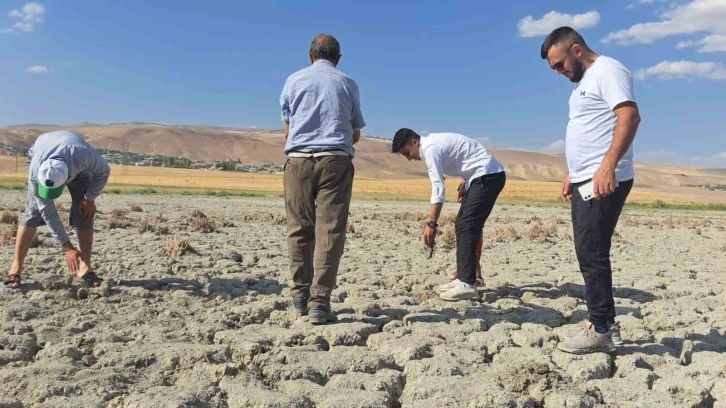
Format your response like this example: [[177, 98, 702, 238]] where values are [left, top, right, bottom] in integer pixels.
[[426, 220, 438, 229]]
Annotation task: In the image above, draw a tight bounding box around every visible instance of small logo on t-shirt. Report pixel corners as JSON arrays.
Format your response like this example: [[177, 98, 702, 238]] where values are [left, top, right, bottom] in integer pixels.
[[580, 91, 586, 96]]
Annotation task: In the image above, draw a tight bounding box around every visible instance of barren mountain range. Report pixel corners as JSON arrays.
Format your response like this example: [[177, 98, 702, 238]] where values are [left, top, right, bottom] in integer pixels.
[[1, 123, 724, 203]]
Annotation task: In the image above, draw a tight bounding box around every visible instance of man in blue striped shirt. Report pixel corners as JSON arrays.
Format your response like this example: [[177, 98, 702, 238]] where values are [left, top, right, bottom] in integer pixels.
[[280, 34, 366, 324]]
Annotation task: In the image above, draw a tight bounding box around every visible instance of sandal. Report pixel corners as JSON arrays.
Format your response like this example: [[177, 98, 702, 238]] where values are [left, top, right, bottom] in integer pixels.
[[80, 271, 103, 288], [3, 274, 21, 289]]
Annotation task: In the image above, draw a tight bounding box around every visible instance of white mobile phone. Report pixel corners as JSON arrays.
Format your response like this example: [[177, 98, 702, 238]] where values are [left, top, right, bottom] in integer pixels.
[[578, 180, 619, 201]]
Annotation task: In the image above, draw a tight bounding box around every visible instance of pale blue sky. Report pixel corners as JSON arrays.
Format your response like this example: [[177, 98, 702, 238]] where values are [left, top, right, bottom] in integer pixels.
[[1, 0, 724, 167]]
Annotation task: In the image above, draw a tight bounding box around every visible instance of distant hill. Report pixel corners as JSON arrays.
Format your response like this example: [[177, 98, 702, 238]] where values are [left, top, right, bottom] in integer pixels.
[[1, 123, 724, 203]]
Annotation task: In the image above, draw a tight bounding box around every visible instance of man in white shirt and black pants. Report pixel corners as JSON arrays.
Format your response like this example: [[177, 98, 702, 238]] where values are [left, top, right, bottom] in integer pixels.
[[392, 129, 506, 301], [542, 27, 641, 354]]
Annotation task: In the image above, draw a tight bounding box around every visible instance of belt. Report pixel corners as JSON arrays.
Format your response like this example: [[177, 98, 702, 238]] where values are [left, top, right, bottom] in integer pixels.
[[470, 171, 505, 184], [288, 149, 349, 158]]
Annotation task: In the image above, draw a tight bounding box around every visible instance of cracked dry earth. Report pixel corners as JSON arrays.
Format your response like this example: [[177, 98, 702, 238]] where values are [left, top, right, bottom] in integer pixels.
[[0, 192, 725, 408]]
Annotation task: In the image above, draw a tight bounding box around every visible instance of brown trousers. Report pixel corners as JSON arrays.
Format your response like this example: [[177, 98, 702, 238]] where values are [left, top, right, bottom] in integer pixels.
[[284, 155, 354, 309]]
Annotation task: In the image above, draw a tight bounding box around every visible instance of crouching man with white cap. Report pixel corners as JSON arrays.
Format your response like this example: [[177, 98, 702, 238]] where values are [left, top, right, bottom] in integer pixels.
[[3, 131, 110, 289]]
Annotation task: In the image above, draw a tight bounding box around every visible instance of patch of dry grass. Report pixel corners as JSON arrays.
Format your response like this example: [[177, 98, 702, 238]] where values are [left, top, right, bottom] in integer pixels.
[[190, 215, 217, 233], [439, 214, 457, 225], [129, 204, 143, 212], [111, 208, 128, 218], [412, 290, 432, 304], [106, 212, 131, 229], [162, 236, 192, 259], [438, 227, 456, 249], [1, 161, 677, 204], [240, 212, 286, 225], [137, 213, 170, 235], [137, 218, 153, 233], [684, 218, 712, 229], [186, 209, 217, 233], [550, 216, 567, 225], [390, 212, 426, 222], [0, 224, 18, 246], [525, 216, 542, 225], [526, 222, 558, 243], [0, 211, 18, 225], [491, 216, 516, 224], [493, 226, 520, 243]]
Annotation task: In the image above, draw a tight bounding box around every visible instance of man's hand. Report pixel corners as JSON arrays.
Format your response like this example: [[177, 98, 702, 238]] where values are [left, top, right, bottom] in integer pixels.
[[561, 174, 572, 202], [456, 182, 466, 203], [77, 199, 96, 220], [64, 246, 83, 275], [423, 226, 436, 248], [592, 164, 617, 199]]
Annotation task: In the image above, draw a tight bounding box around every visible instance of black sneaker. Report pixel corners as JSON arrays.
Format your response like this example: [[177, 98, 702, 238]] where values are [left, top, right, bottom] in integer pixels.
[[292, 296, 309, 316], [308, 306, 338, 325]]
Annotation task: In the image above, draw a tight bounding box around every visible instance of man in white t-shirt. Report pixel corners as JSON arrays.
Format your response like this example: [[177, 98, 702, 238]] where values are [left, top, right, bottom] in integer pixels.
[[392, 129, 506, 301], [542, 27, 641, 354]]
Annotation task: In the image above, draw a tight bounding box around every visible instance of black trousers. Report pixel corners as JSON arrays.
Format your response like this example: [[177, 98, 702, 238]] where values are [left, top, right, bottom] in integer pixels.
[[571, 178, 633, 326], [455, 172, 506, 285]]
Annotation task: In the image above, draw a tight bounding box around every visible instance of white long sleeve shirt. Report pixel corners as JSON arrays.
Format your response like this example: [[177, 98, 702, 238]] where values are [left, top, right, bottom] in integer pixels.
[[420, 132, 505, 204]]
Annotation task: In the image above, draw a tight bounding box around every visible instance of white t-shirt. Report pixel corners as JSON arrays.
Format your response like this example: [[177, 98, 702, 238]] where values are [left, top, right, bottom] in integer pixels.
[[566, 55, 636, 183], [420, 132, 505, 204]]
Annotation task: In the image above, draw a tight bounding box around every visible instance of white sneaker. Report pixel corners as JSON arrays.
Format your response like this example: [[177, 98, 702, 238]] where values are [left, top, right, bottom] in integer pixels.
[[439, 281, 480, 301], [566, 320, 623, 346], [437, 279, 462, 293], [558, 321, 616, 354]]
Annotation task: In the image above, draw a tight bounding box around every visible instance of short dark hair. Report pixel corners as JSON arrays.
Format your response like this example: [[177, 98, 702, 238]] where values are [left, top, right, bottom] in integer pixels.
[[540, 26, 589, 59], [392, 128, 420, 153], [310, 34, 341, 62]]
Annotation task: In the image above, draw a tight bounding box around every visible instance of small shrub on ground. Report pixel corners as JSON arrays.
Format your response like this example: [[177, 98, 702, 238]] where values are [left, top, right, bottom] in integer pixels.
[[162, 236, 192, 259], [0, 224, 18, 246], [493, 226, 520, 243], [0, 211, 18, 225], [526, 222, 558, 243], [138, 214, 171, 235], [111, 208, 128, 218], [190, 216, 217, 233], [240, 212, 286, 225], [439, 227, 456, 249], [106, 213, 131, 229]]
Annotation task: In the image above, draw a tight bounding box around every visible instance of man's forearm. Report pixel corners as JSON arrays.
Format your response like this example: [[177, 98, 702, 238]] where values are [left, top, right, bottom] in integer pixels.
[[603, 110, 640, 169], [428, 203, 443, 223], [284, 121, 290, 141], [352, 129, 361, 145]]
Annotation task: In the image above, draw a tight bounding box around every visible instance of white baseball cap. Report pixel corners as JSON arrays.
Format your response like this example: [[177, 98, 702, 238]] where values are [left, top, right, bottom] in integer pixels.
[[36, 159, 69, 199]]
